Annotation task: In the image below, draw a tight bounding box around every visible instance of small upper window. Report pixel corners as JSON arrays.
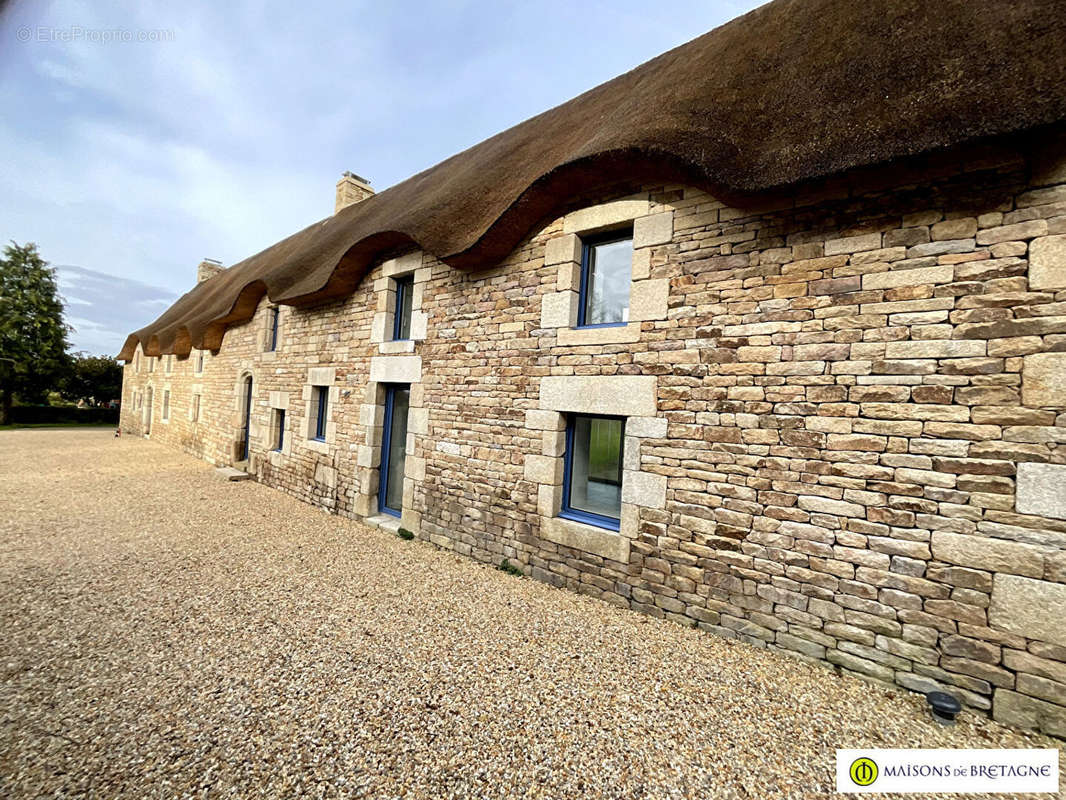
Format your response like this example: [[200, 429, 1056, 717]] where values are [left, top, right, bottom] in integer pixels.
[[269, 307, 280, 352], [578, 230, 632, 328], [165, 355, 173, 373], [196, 351, 205, 373], [162, 390, 171, 421], [561, 414, 625, 530], [274, 408, 286, 451], [148, 357, 155, 373], [312, 386, 328, 442], [392, 275, 413, 341]]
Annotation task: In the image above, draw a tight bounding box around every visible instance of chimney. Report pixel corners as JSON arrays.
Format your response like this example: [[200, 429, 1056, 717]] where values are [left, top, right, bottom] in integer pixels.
[[197, 258, 223, 283], [335, 171, 374, 214]]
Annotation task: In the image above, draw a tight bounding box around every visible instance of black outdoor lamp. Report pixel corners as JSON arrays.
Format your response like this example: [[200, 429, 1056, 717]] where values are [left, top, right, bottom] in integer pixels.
[[926, 691, 962, 725]]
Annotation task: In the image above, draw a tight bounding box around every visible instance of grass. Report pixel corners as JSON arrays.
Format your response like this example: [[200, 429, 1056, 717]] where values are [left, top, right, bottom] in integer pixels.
[[497, 559, 523, 577], [397, 528, 415, 540], [587, 418, 623, 483]]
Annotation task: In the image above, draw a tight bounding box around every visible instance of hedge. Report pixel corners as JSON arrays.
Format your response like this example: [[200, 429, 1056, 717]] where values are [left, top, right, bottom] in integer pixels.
[[8, 405, 119, 425]]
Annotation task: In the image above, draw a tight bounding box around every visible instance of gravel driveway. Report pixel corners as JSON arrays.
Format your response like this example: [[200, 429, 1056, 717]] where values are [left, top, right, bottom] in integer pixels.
[[1, 429, 1060, 799]]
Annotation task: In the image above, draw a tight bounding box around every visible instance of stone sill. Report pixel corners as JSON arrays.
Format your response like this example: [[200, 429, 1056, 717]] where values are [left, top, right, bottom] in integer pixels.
[[378, 340, 417, 355], [541, 515, 630, 563], [556, 324, 641, 347]]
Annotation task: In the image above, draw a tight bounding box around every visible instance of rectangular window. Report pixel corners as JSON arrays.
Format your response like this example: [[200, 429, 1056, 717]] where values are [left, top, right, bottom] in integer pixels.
[[274, 408, 285, 451], [313, 386, 328, 441], [148, 357, 155, 373], [392, 275, 413, 340], [561, 414, 624, 530], [196, 351, 205, 373], [166, 355, 173, 373], [269, 307, 280, 351], [162, 390, 171, 421], [578, 230, 632, 328], [192, 394, 201, 422]]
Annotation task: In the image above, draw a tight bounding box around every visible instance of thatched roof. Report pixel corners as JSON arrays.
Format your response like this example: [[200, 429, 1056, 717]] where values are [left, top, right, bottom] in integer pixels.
[[120, 0, 1066, 358]]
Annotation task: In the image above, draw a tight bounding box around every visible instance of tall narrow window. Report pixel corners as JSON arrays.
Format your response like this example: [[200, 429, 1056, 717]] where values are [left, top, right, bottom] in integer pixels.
[[578, 230, 633, 327], [240, 376, 253, 461], [162, 390, 171, 421], [196, 351, 205, 373], [274, 408, 285, 451], [313, 386, 328, 441], [392, 275, 413, 341], [192, 394, 201, 422], [166, 355, 173, 373], [269, 307, 280, 351], [148, 357, 155, 373], [378, 384, 410, 517], [561, 414, 624, 530]]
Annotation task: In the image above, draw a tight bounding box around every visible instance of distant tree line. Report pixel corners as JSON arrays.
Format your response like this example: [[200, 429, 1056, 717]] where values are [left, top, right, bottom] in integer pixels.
[[0, 241, 123, 425]]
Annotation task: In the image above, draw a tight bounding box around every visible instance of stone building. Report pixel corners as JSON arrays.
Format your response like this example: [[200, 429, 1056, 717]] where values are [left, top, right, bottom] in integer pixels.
[[119, 0, 1066, 736]]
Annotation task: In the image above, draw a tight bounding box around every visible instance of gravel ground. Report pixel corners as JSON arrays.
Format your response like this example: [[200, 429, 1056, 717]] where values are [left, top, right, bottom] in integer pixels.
[[0, 429, 1061, 799]]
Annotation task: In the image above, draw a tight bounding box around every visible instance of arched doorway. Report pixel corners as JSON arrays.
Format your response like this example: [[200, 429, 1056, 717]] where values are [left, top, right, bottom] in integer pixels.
[[239, 375, 253, 461], [144, 386, 153, 435]]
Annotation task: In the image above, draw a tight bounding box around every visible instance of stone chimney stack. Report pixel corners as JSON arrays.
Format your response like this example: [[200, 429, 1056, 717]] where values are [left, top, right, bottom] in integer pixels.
[[335, 171, 374, 214], [197, 258, 224, 283]]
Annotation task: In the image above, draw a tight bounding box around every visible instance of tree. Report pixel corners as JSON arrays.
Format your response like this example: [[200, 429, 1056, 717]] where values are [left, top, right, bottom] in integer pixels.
[[60, 352, 123, 405], [0, 242, 71, 424]]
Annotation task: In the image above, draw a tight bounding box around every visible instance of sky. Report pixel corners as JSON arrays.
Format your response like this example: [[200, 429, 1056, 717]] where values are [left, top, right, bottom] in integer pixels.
[[0, 0, 762, 356]]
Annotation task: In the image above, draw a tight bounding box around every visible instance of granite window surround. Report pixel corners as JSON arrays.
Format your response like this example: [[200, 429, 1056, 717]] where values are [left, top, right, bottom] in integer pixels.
[[370, 251, 431, 353], [526, 374, 667, 564], [259, 305, 285, 358], [540, 195, 673, 346], [265, 390, 293, 463], [354, 355, 427, 531]]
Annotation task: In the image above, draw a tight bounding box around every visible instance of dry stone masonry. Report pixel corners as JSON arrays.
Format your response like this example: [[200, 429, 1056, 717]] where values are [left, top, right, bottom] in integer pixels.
[[121, 134, 1066, 738]]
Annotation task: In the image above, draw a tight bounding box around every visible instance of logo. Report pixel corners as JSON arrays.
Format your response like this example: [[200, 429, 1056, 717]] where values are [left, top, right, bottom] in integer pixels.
[[837, 749, 1057, 794], [849, 757, 878, 787]]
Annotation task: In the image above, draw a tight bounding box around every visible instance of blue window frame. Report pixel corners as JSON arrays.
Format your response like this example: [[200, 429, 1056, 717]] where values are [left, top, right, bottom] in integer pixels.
[[392, 275, 413, 340], [577, 229, 633, 329], [560, 414, 625, 530], [313, 386, 328, 441], [274, 409, 285, 451], [269, 307, 280, 351], [378, 384, 411, 517]]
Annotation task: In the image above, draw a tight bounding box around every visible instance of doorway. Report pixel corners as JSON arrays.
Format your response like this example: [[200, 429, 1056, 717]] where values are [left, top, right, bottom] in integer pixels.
[[378, 384, 410, 517], [240, 375, 253, 461]]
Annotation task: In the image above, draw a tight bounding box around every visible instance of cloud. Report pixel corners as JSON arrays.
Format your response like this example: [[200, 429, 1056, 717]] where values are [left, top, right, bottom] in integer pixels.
[[1, 0, 762, 355], [55, 264, 178, 355]]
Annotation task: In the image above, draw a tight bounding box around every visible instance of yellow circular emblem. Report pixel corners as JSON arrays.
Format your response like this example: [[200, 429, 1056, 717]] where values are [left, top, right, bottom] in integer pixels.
[[849, 757, 878, 786]]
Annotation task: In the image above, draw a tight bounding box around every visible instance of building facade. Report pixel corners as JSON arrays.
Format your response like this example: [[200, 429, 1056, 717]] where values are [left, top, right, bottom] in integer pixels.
[[119, 1, 1066, 737], [120, 137, 1066, 738]]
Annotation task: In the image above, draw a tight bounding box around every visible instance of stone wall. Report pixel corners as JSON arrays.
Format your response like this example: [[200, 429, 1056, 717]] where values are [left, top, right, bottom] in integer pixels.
[[120, 134, 1066, 737]]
